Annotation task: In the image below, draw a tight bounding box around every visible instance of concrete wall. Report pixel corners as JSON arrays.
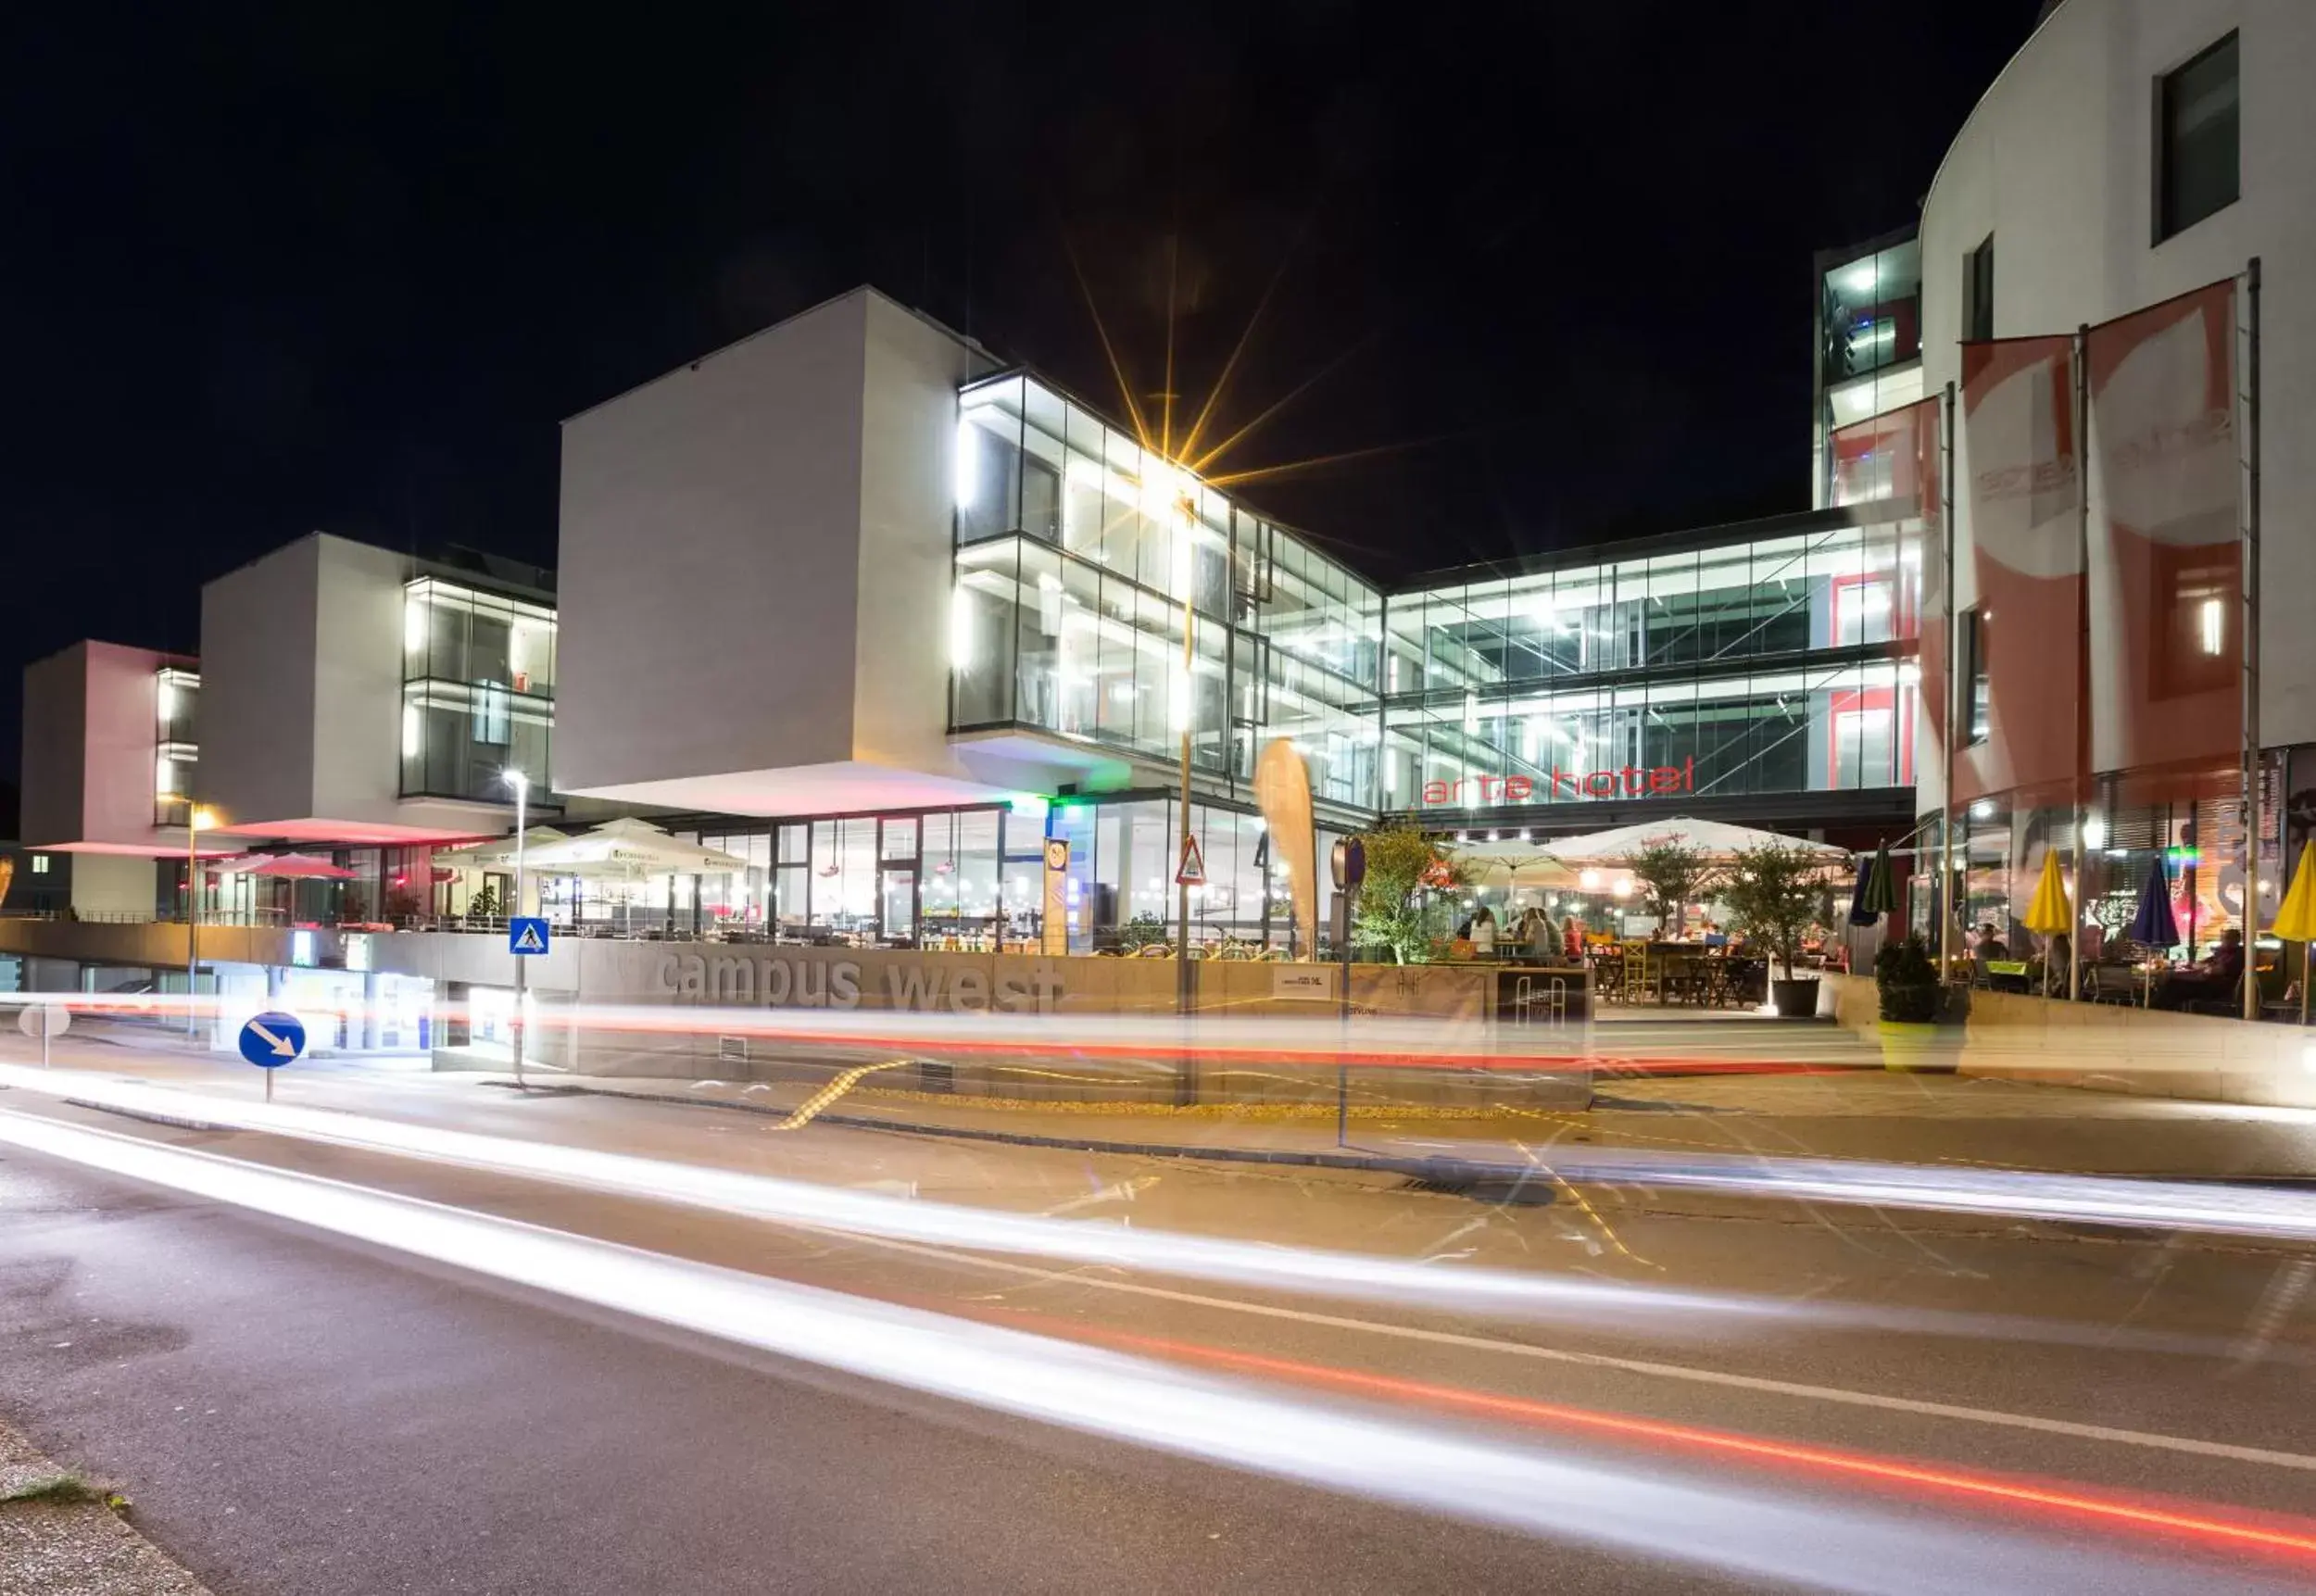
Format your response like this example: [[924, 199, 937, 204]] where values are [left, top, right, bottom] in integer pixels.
[[1824, 971, 2316, 1108], [1918, 0, 2316, 805], [853, 294, 982, 776], [19, 640, 185, 852], [201, 535, 322, 827], [69, 853, 157, 917], [556, 290, 875, 793], [16, 645, 86, 848], [311, 536, 415, 823], [198, 533, 515, 838]]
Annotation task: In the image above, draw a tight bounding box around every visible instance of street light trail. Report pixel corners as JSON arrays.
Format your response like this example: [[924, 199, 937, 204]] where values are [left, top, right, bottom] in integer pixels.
[[1060, 1326, 2316, 1571], [0, 1064, 2297, 1365], [0, 1066, 1816, 1334], [0, 1109, 2288, 1596]]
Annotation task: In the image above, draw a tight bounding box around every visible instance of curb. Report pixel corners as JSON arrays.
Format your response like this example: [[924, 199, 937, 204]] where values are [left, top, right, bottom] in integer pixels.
[[481, 1080, 1565, 1193], [480, 1078, 2316, 1195]]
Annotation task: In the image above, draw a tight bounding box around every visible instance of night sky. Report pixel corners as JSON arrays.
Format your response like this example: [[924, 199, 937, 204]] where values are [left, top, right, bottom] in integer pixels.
[[1, 2, 2040, 785]]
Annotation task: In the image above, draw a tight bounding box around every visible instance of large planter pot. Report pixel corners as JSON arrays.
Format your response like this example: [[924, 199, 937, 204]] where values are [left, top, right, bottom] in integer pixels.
[[1768, 976, 1820, 1019], [1875, 1019, 1952, 1073]]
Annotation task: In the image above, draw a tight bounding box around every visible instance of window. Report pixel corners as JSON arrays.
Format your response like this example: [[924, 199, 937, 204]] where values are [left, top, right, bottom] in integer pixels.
[[30, 854, 50, 874], [2152, 547, 2235, 697], [1960, 608, 1991, 745], [2157, 32, 2239, 242], [1961, 233, 1995, 342]]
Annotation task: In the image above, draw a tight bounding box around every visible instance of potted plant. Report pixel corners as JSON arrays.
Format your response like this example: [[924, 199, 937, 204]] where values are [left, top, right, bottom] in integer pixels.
[[1872, 934, 1942, 1023], [1622, 841, 1716, 941], [1722, 842, 1827, 1018], [1352, 821, 1467, 964], [1871, 932, 1951, 1071]]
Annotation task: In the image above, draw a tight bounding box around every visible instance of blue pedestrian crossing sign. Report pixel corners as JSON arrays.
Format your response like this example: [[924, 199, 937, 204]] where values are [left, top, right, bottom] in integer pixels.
[[238, 1011, 306, 1069], [509, 917, 550, 956]]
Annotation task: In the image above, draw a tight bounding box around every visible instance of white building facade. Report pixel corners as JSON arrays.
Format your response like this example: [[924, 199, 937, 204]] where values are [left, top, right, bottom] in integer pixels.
[[1912, 0, 2314, 951]]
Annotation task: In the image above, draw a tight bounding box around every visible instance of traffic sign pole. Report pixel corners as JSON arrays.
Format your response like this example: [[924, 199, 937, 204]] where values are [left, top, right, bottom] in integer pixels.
[[237, 1011, 306, 1101], [18, 1002, 69, 1067], [510, 773, 529, 1089]]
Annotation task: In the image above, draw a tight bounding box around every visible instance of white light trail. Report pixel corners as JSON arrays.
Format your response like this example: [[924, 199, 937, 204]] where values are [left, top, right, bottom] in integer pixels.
[[0, 1110, 2278, 1596], [0, 1065, 2298, 1364], [0, 1065, 1781, 1333]]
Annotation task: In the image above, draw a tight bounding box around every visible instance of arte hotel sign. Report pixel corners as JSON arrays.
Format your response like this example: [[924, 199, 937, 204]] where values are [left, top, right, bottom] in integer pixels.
[[1420, 758, 1695, 806]]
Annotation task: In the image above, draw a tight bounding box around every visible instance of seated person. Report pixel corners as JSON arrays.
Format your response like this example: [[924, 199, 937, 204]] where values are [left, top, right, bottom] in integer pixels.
[[2158, 928, 2246, 1009], [1973, 923, 2010, 960]]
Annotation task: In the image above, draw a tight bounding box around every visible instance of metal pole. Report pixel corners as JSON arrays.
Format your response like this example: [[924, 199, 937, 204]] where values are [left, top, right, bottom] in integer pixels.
[[1176, 600, 1196, 1015], [2071, 326, 2089, 1004], [510, 773, 529, 1087], [1939, 380, 1958, 986], [2243, 258, 2263, 1023], [185, 810, 200, 1039]]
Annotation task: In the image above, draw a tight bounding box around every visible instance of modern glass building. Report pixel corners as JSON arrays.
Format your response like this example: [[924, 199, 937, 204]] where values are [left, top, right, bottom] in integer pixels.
[[1812, 225, 1925, 509], [949, 371, 1384, 825], [399, 572, 560, 805], [1381, 507, 1924, 838]]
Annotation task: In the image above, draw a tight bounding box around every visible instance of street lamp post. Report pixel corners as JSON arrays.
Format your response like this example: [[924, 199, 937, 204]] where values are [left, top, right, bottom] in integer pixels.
[[504, 769, 529, 1087], [184, 805, 217, 1039]]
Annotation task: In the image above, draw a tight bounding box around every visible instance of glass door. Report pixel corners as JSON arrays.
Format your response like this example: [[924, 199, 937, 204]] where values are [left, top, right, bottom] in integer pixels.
[[879, 816, 920, 944], [881, 870, 917, 943]]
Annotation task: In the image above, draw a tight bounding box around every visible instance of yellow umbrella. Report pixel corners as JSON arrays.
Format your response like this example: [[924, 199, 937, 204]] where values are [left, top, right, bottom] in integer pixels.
[[2272, 841, 2316, 942], [2271, 840, 2316, 1024], [2022, 848, 2072, 936], [2022, 849, 2073, 999]]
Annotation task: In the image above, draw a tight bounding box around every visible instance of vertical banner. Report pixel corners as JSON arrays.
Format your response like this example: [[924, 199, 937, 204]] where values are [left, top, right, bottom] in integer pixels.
[[1039, 837, 1070, 957], [1957, 335, 2082, 808], [1253, 737, 1317, 960], [2085, 279, 2240, 788]]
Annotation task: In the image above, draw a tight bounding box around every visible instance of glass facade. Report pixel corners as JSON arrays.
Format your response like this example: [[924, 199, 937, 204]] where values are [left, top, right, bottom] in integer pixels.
[[400, 576, 557, 801], [651, 804, 1047, 948], [1380, 514, 1923, 818], [1813, 232, 1924, 509], [154, 667, 200, 827], [950, 372, 1383, 816]]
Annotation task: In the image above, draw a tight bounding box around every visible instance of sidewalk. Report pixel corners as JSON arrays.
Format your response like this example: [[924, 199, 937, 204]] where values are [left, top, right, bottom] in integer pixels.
[[0, 1420, 209, 1596]]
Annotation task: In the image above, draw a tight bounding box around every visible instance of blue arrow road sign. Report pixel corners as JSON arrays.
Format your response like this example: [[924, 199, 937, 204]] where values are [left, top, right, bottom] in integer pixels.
[[510, 917, 550, 956], [238, 1011, 306, 1069]]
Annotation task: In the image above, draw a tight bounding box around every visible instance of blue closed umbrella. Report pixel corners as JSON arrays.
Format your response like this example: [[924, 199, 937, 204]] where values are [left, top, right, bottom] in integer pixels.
[[2126, 858, 2179, 949]]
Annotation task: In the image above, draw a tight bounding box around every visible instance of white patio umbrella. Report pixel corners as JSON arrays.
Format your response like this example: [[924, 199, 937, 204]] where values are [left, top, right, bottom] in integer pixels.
[[1537, 816, 1850, 866], [431, 827, 570, 873], [1445, 844, 1581, 895], [518, 817, 748, 881]]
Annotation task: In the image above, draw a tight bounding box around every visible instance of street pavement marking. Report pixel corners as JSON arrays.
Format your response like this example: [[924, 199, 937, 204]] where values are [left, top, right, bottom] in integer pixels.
[[773, 1061, 912, 1131], [823, 1227, 2316, 1476]]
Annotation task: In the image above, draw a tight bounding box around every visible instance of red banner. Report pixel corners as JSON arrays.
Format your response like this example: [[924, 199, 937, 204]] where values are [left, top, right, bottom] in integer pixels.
[[1957, 335, 2081, 808], [2085, 280, 2240, 788]]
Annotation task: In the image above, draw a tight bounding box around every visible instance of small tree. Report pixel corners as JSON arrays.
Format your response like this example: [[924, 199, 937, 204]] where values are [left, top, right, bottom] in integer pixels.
[[1622, 842, 1715, 939], [1720, 843, 1825, 981], [469, 881, 502, 919], [1353, 821, 1466, 964]]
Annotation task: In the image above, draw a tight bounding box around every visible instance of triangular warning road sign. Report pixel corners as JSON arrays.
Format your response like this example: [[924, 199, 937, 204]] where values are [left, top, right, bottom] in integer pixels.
[[1175, 835, 1207, 886]]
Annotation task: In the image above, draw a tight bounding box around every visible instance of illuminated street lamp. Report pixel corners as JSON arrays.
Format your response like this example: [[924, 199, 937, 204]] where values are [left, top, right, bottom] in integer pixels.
[[185, 805, 220, 1038], [503, 768, 530, 1087]]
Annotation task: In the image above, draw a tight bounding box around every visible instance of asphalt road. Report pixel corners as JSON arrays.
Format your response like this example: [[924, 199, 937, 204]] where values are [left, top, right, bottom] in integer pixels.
[[2, 1055, 2313, 1594]]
